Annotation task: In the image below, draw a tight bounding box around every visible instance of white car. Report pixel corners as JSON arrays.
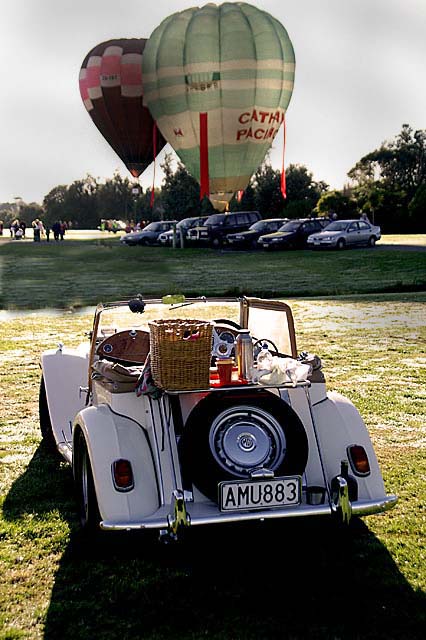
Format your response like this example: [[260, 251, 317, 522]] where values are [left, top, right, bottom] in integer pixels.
[[158, 216, 207, 246], [307, 220, 381, 249], [39, 295, 396, 539]]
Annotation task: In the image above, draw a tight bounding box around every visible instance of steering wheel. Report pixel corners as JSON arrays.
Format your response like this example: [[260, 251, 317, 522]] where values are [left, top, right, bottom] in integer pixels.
[[252, 338, 280, 361], [212, 319, 241, 360]]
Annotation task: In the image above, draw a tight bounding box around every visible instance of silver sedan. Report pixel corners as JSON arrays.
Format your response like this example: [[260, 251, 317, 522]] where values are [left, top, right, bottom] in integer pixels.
[[307, 219, 381, 249]]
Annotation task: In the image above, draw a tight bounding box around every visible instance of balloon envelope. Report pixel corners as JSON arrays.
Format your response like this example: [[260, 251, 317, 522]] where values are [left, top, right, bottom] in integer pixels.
[[79, 38, 166, 178], [142, 2, 295, 208]]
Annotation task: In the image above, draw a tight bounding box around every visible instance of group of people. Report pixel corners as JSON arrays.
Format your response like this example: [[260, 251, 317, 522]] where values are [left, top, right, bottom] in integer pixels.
[[5, 219, 68, 242], [32, 219, 68, 242]]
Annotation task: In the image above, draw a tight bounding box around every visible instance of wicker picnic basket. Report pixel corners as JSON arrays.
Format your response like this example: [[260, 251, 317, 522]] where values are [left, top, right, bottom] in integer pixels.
[[149, 319, 214, 390]]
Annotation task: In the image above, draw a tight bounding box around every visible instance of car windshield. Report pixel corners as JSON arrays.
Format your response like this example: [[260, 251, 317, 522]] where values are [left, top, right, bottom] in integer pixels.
[[279, 221, 301, 232], [177, 219, 191, 229], [323, 221, 349, 231], [249, 221, 269, 232], [205, 215, 225, 226], [144, 222, 160, 232]]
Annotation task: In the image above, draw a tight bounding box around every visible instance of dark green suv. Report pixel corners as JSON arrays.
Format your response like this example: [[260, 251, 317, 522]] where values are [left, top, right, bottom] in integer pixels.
[[187, 211, 261, 247]]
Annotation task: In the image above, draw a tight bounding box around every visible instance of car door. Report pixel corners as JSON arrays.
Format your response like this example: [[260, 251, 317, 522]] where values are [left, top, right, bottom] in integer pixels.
[[235, 213, 250, 232], [357, 220, 372, 244], [299, 222, 315, 246], [346, 222, 361, 245]]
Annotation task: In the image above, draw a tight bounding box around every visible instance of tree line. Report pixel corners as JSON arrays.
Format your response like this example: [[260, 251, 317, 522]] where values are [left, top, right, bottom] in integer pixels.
[[1, 124, 424, 233]]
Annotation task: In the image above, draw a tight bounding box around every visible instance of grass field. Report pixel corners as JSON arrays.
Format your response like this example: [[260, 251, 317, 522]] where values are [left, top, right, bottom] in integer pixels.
[[0, 235, 425, 309], [1, 236, 425, 638]]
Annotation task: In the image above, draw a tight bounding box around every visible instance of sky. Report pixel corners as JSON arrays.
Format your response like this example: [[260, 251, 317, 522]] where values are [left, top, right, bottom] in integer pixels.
[[0, 0, 425, 205]]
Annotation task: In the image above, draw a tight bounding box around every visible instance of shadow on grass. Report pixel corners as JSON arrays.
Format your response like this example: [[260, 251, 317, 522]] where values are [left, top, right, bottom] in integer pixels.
[[4, 445, 426, 640]]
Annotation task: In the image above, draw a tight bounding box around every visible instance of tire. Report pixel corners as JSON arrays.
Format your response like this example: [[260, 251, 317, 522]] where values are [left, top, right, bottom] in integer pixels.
[[211, 237, 222, 248], [336, 238, 346, 250], [179, 391, 309, 501], [73, 430, 101, 532], [39, 376, 57, 453], [368, 236, 376, 247]]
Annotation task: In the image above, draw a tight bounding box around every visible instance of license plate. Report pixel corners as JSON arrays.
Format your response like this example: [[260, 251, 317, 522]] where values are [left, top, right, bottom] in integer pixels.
[[314, 239, 320, 245], [219, 476, 301, 512]]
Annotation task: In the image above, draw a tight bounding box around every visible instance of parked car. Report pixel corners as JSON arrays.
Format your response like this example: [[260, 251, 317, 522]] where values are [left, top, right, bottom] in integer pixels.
[[258, 218, 329, 250], [39, 294, 396, 540], [307, 220, 382, 249], [187, 211, 261, 247], [227, 218, 286, 248], [158, 216, 207, 246], [120, 221, 177, 246]]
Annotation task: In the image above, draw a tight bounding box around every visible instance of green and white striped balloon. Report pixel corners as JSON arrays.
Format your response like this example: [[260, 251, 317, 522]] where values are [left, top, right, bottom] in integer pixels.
[[142, 2, 295, 210]]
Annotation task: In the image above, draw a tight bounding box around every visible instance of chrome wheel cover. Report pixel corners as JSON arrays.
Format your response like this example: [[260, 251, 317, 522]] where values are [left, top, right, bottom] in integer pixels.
[[209, 405, 286, 476], [81, 449, 90, 522]]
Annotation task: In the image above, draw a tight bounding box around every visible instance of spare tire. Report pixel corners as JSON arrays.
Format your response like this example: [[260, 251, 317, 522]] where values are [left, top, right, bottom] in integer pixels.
[[179, 390, 309, 502]]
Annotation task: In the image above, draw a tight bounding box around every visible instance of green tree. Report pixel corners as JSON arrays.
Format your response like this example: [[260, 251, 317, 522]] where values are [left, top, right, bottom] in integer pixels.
[[285, 164, 328, 218], [63, 175, 98, 228], [348, 124, 426, 231], [161, 154, 201, 219], [43, 185, 68, 227], [408, 184, 426, 232], [251, 163, 285, 216], [315, 190, 357, 218], [97, 172, 133, 222]]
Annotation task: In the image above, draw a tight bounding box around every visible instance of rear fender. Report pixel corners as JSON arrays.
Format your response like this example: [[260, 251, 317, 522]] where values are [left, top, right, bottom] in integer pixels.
[[73, 405, 159, 523], [41, 347, 88, 443], [312, 391, 386, 500]]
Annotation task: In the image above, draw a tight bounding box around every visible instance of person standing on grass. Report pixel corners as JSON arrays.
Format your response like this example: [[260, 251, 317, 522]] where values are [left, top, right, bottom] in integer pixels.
[[32, 218, 39, 241], [52, 221, 60, 241], [0, 220, 3, 236], [59, 220, 67, 240]]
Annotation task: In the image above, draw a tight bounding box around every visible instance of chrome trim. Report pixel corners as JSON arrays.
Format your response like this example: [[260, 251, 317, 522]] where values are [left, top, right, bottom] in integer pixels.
[[352, 494, 398, 516], [57, 441, 72, 464], [250, 467, 274, 479], [99, 495, 398, 531], [148, 396, 165, 506]]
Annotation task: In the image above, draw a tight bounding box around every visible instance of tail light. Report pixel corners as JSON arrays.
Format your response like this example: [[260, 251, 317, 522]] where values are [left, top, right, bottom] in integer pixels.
[[347, 445, 370, 476], [112, 459, 134, 491]]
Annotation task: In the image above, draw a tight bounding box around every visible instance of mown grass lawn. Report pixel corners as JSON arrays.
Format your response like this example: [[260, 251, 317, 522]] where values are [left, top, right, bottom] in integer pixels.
[[0, 237, 425, 309], [0, 295, 425, 639]]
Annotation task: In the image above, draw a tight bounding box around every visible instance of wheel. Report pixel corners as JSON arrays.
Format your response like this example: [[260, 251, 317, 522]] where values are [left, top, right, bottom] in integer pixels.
[[139, 237, 149, 246], [368, 236, 376, 247], [179, 391, 309, 501], [39, 376, 57, 453], [73, 431, 101, 532], [211, 237, 222, 248], [336, 238, 346, 250]]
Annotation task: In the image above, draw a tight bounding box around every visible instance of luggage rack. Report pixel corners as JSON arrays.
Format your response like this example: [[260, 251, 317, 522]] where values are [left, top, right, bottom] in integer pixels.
[[166, 380, 311, 395]]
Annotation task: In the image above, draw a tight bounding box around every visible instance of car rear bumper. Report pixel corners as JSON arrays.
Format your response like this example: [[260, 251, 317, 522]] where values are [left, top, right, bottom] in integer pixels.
[[100, 494, 398, 530]]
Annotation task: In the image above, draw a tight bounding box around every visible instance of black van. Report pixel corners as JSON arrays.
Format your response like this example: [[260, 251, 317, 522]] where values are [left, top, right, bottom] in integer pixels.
[[187, 211, 261, 247]]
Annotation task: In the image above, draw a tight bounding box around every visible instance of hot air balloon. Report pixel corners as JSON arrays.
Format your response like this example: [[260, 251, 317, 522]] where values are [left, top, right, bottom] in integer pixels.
[[142, 2, 295, 209], [79, 39, 166, 178]]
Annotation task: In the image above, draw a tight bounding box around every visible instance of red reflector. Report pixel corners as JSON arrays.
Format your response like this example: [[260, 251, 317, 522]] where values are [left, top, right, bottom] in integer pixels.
[[347, 445, 370, 476], [112, 459, 134, 491]]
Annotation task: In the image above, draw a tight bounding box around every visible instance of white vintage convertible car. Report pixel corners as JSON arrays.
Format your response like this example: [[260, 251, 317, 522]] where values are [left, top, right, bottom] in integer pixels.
[[39, 295, 397, 539]]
